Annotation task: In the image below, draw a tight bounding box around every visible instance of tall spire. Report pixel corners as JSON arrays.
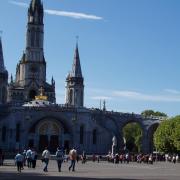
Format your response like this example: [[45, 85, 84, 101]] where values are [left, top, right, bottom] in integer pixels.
[[71, 42, 83, 78], [0, 36, 5, 73], [31, 0, 42, 9], [28, 0, 43, 24], [65, 40, 84, 107]]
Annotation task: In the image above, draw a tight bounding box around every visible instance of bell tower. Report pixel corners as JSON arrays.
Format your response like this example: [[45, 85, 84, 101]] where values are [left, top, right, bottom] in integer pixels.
[[66, 42, 84, 107], [16, 0, 46, 88], [7, 0, 55, 103]]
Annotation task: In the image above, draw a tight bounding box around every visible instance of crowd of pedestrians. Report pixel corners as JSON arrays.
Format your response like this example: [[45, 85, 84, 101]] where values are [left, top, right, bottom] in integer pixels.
[[0, 147, 179, 173], [106, 151, 179, 164]]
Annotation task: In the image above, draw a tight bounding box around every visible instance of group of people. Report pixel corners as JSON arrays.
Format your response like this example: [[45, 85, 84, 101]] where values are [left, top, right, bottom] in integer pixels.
[[2, 147, 178, 173], [165, 154, 179, 163], [41, 147, 77, 172], [14, 148, 38, 172], [106, 151, 179, 164], [13, 147, 78, 173]]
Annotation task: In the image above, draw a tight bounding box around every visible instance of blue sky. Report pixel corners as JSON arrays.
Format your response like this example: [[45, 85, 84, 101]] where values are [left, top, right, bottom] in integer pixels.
[[0, 0, 180, 116]]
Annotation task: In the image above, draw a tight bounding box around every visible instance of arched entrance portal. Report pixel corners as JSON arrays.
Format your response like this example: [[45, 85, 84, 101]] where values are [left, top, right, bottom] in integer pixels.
[[28, 118, 72, 153], [38, 120, 61, 152]]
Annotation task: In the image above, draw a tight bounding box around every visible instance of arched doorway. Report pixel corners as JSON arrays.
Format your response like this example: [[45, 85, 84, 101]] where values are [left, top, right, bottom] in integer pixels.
[[38, 120, 61, 152], [122, 122, 143, 153], [28, 117, 72, 153], [29, 90, 37, 100]]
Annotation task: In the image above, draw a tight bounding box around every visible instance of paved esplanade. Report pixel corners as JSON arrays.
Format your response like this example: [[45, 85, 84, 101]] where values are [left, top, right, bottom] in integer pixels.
[[0, 160, 180, 180]]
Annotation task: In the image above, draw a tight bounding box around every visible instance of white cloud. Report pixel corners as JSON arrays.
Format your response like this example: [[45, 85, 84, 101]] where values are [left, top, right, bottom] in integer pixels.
[[9, 1, 103, 20], [87, 88, 180, 103], [113, 90, 180, 102], [45, 9, 103, 20], [91, 96, 112, 100], [9, 1, 28, 7], [164, 89, 180, 94]]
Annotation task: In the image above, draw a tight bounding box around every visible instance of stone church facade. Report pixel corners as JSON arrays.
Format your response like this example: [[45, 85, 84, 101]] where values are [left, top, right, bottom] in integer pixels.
[[0, 0, 160, 154]]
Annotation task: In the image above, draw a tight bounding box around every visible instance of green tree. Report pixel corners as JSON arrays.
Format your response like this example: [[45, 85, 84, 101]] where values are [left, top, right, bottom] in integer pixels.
[[123, 123, 142, 152], [141, 110, 167, 117], [171, 116, 180, 151], [154, 115, 180, 153]]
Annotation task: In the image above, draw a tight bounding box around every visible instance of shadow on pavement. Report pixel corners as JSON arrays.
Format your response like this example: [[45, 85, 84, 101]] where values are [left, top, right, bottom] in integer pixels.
[[0, 172, 140, 180]]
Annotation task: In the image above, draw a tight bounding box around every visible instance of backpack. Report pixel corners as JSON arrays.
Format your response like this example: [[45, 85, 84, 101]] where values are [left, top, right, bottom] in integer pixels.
[[56, 150, 63, 160]]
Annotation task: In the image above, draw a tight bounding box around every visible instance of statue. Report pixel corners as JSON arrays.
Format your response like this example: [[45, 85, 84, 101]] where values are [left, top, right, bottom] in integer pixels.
[[112, 136, 117, 146], [112, 136, 117, 155]]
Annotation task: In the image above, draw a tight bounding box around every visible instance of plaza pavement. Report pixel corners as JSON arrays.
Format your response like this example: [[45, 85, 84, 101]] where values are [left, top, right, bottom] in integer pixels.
[[0, 160, 180, 180]]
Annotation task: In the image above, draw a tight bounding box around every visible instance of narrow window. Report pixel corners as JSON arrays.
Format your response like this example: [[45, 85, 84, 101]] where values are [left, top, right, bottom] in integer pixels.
[[69, 89, 73, 104], [93, 129, 97, 145], [16, 123, 20, 142], [2, 126, 6, 142], [31, 31, 35, 46], [80, 125, 84, 144]]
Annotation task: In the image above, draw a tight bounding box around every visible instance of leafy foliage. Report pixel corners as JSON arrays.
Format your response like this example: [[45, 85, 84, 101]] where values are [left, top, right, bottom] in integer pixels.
[[154, 115, 180, 153], [141, 110, 167, 117], [123, 123, 142, 152]]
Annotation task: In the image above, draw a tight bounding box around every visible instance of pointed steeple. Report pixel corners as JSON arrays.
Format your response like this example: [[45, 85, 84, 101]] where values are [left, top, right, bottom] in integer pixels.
[[10, 74, 13, 83], [65, 41, 84, 107], [103, 100, 106, 111], [71, 42, 83, 78], [31, 0, 42, 9], [28, 0, 43, 24], [0, 35, 8, 104], [0, 37, 6, 73], [51, 76, 55, 87]]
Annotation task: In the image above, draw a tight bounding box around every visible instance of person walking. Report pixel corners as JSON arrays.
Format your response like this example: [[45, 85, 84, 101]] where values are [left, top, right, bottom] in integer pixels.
[[176, 154, 179, 163], [15, 152, 24, 173], [31, 149, 38, 168], [81, 151, 86, 164], [0, 149, 3, 166], [22, 150, 27, 166], [55, 147, 64, 172], [42, 147, 50, 172], [68, 147, 77, 172], [26, 147, 32, 168]]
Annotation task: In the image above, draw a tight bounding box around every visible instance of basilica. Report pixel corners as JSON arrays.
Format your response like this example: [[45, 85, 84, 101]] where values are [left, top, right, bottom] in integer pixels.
[[0, 0, 160, 154]]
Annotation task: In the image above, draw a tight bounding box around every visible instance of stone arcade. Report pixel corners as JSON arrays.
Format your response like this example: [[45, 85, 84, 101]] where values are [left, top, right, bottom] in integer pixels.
[[0, 0, 160, 154]]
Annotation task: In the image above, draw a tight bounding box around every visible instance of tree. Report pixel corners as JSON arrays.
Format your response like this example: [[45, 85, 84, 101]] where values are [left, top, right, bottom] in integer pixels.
[[171, 116, 180, 151], [154, 115, 180, 153], [141, 110, 167, 117], [123, 123, 142, 152]]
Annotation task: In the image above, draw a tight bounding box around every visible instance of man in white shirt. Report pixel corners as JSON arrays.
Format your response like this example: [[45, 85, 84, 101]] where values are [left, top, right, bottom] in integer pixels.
[[26, 148, 32, 168], [42, 147, 50, 172]]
